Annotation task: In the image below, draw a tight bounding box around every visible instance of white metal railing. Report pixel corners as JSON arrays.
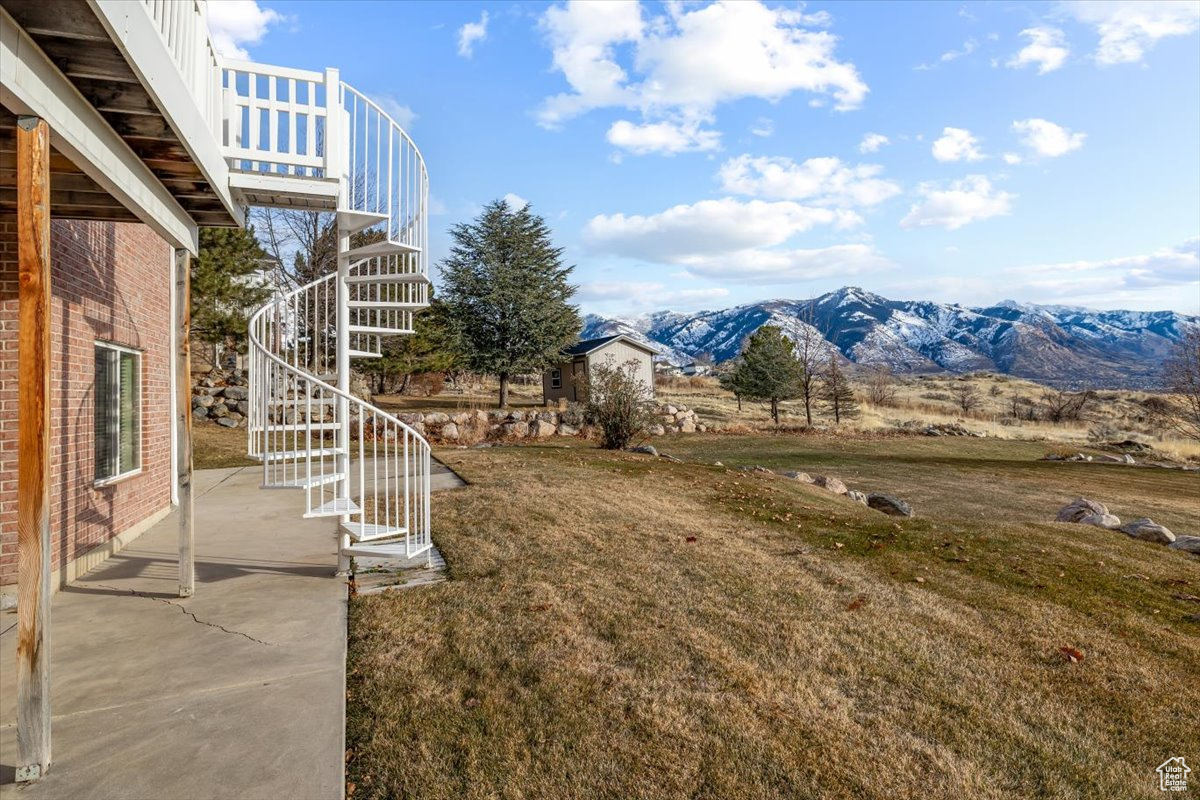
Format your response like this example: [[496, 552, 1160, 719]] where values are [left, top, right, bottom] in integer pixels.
[[247, 270, 432, 555], [340, 86, 429, 270], [139, 0, 223, 141], [221, 60, 336, 179]]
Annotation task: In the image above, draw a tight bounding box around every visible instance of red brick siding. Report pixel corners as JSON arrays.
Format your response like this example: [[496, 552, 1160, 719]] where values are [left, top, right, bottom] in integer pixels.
[[0, 217, 172, 588]]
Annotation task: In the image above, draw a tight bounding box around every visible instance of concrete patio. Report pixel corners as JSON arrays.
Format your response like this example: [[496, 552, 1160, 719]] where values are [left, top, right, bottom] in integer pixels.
[[0, 461, 462, 800]]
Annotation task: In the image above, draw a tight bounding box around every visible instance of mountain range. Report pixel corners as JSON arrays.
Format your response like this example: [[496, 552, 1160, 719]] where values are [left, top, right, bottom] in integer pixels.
[[581, 287, 1199, 389]]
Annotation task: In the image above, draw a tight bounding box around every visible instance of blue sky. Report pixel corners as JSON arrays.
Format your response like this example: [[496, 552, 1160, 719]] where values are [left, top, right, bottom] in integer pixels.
[[212, 0, 1200, 316]]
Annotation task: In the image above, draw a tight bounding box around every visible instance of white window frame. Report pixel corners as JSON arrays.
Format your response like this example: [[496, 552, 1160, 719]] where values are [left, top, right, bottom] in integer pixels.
[[94, 341, 143, 486], [550, 368, 562, 389]]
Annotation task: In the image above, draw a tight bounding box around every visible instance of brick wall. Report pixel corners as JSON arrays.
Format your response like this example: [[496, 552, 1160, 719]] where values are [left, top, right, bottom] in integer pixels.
[[0, 216, 172, 589]]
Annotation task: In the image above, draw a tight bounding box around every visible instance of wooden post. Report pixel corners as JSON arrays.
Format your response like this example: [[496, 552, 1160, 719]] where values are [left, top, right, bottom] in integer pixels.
[[15, 115, 52, 782], [175, 248, 194, 597]]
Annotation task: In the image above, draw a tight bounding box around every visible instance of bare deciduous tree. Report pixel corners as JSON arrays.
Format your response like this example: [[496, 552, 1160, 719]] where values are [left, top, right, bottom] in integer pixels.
[[952, 383, 982, 414], [1039, 388, 1094, 423], [863, 366, 898, 407], [1161, 328, 1200, 440], [790, 306, 824, 426]]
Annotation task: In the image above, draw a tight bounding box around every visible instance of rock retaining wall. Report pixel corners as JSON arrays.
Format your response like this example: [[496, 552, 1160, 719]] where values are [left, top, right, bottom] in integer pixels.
[[399, 403, 708, 443]]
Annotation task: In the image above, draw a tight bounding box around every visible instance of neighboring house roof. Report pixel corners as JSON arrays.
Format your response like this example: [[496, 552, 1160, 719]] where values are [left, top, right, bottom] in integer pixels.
[[560, 335, 660, 358]]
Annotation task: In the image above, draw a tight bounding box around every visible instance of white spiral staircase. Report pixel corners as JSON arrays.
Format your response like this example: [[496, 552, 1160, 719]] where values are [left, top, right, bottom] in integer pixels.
[[242, 82, 433, 570]]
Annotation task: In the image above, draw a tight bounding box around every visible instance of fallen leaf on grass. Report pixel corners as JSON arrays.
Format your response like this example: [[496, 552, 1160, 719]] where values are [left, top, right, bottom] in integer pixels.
[[1059, 646, 1085, 663], [834, 542, 844, 549], [914, 576, 926, 584], [527, 603, 552, 612], [847, 596, 866, 611], [686, 536, 697, 543]]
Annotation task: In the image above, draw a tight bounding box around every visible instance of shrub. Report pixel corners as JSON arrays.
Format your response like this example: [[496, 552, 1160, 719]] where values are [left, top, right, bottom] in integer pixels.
[[1087, 422, 1125, 443], [583, 357, 654, 450]]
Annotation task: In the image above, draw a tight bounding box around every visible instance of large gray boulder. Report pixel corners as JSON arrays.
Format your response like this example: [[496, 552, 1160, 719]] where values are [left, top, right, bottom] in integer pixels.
[[847, 490, 869, 506], [782, 471, 815, 484], [813, 475, 848, 495], [647, 424, 665, 436], [1168, 535, 1200, 555], [867, 493, 913, 517], [222, 385, 248, 401], [530, 419, 556, 438], [631, 445, 658, 457], [1078, 513, 1122, 530], [500, 421, 529, 438], [1119, 518, 1175, 544], [677, 420, 697, 433], [441, 422, 460, 441], [1056, 498, 1109, 523], [424, 412, 450, 425], [192, 394, 214, 409], [558, 423, 580, 437]]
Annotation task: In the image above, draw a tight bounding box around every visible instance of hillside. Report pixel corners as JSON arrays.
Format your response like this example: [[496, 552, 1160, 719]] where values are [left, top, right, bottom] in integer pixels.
[[582, 287, 1198, 388]]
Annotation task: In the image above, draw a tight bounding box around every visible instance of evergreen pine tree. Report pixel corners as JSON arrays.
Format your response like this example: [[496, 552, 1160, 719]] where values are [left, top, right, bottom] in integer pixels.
[[728, 325, 803, 425], [192, 226, 271, 366], [439, 199, 581, 407], [819, 353, 859, 423]]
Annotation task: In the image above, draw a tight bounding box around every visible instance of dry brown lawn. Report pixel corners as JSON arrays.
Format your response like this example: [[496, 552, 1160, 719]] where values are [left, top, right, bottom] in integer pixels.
[[346, 434, 1200, 800], [192, 422, 257, 469]]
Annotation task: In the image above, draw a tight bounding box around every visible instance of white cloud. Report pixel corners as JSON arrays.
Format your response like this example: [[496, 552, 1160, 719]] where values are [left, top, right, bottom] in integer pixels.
[[503, 193, 529, 211], [1006, 26, 1070, 74], [718, 155, 901, 206], [1064, 1, 1200, 65], [374, 96, 417, 131], [858, 133, 889, 153], [581, 197, 889, 285], [750, 117, 775, 137], [537, 0, 868, 138], [994, 238, 1200, 308], [457, 11, 489, 58], [584, 198, 862, 264], [1002, 152, 1023, 165], [207, 0, 282, 60], [1012, 118, 1085, 157], [931, 127, 985, 162], [680, 244, 893, 283], [900, 175, 1014, 230], [607, 119, 721, 155], [577, 281, 730, 308]]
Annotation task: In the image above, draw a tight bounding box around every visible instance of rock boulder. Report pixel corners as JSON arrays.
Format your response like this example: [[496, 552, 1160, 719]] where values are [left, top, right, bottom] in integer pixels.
[[813, 476, 848, 495], [867, 493, 913, 517], [1119, 518, 1175, 544], [1056, 498, 1108, 523]]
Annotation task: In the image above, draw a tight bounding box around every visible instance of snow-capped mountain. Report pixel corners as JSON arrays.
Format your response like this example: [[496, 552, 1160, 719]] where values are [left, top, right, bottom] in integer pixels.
[[581, 287, 1199, 388]]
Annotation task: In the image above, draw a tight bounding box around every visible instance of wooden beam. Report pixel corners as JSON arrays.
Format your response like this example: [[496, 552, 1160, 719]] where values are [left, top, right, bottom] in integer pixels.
[[15, 114, 52, 783], [175, 248, 194, 598], [1, 6, 199, 252]]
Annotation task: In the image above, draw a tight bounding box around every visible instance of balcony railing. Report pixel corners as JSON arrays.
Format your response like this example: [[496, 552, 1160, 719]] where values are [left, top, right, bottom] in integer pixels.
[[129, 0, 428, 275], [140, 0, 223, 142]]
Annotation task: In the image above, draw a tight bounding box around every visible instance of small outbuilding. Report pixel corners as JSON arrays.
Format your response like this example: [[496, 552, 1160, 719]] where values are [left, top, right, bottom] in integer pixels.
[[543, 335, 659, 404]]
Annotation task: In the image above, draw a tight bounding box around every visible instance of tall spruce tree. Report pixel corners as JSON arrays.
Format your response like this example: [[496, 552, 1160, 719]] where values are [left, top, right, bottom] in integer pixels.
[[440, 199, 581, 407], [728, 325, 804, 425], [192, 226, 271, 366], [819, 353, 859, 423]]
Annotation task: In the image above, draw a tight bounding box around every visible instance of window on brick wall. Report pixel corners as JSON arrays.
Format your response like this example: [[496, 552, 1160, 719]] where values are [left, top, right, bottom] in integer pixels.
[[95, 342, 142, 483]]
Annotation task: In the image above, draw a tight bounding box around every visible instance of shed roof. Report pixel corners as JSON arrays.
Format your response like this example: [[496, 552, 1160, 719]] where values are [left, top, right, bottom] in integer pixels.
[[561, 335, 660, 357]]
